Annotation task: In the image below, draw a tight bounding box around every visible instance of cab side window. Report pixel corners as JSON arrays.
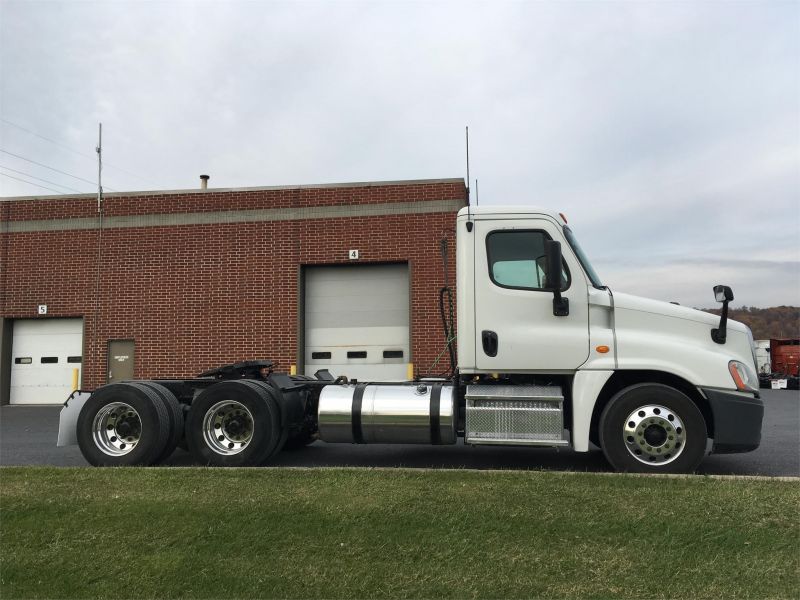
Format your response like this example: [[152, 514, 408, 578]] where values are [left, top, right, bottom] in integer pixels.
[[487, 230, 569, 291]]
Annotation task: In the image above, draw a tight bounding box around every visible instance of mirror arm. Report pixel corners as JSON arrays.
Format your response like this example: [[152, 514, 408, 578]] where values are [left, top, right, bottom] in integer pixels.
[[711, 301, 729, 344], [711, 284, 734, 344]]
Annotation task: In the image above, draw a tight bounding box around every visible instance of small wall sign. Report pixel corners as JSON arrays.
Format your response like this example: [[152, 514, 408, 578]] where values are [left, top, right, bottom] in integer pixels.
[[38, 305, 47, 315], [349, 249, 359, 260]]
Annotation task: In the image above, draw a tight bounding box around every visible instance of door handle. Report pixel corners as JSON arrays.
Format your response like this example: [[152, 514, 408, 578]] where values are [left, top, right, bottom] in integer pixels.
[[482, 330, 498, 357]]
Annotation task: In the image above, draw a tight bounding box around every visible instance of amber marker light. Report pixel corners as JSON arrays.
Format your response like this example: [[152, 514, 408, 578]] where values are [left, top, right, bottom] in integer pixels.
[[728, 360, 757, 392], [728, 361, 746, 390], [559, 212, 568, 223], [596, 345, 610, 354]]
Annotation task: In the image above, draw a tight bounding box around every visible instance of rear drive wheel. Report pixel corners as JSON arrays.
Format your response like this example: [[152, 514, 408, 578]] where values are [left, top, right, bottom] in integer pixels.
[[77, 383, 171, 466], [599, 383, 707, 473], [186, 380, 282, 466]]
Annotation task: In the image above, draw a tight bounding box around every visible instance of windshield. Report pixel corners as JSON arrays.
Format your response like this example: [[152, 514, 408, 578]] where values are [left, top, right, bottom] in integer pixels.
[[563, 226, 604, 289]]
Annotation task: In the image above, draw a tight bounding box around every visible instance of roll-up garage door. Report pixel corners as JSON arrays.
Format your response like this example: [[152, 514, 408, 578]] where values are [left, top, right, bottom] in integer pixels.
[[305, 264, 409, 381], [10, 319, 83, 404]]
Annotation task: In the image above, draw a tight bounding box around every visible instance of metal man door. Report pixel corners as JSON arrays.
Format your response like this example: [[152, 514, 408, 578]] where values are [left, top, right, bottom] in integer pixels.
[[473, 217, 590, 371], [107, 340, 135, 382]]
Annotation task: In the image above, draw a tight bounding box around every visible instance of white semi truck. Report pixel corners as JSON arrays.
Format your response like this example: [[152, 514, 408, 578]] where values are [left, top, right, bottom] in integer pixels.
[[58, 205, 764, 472]]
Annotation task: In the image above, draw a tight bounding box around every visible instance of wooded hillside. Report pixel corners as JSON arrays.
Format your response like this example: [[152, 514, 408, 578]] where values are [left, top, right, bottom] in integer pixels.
[[700, 306, 800, 340]]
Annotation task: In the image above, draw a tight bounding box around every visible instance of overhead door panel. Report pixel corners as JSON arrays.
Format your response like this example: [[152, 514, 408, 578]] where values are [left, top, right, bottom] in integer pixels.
[[305, 264, 409, 380], [10, 319, 83, 405]]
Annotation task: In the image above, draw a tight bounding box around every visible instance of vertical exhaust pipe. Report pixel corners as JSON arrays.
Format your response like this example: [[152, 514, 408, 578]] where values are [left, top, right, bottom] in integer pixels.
[[200, 174, 209, 190]]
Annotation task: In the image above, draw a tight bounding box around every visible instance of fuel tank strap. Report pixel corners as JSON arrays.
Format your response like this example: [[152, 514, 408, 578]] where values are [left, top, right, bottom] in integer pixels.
[[351, 383, 367, 444], [430, 384, 442, 444]]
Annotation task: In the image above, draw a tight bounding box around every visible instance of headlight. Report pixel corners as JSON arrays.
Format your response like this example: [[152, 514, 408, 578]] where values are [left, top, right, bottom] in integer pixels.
[[729, 360, 759, 393]]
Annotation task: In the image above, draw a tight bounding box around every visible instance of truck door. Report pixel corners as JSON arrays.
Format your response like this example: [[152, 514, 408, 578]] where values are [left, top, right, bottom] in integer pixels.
[[473, 218, 590, 371]]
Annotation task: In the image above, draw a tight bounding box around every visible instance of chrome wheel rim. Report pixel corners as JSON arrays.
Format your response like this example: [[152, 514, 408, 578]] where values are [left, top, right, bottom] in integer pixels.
[[623, 404, 685, 465], [202, 400, 254, 455], [92, 402, 141, 456]]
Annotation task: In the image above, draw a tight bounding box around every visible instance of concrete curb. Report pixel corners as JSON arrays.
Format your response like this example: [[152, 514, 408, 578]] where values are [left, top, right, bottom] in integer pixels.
[[7, 464, 794, 481], [252, 466, 800, 482]]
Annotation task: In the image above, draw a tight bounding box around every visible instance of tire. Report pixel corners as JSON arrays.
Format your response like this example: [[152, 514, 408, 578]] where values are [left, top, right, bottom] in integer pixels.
[[134, 381, 184, 464], [599, 383, 707, 473], [186, 380, 283, 467], [245, 380, 289, 455], [77, 383, 171, 466]]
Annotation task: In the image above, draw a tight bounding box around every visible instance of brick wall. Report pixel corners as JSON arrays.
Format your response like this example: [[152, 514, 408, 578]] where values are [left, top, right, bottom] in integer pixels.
[[0, 179, 466, 390]]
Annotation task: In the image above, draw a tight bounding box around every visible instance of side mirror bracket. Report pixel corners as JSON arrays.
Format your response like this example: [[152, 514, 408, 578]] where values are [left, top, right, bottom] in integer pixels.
[[545, 240, 569, 317], [711, 285, 734, 344]]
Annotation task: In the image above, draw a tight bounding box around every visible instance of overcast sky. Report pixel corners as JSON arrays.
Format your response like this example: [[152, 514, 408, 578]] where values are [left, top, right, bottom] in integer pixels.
[[1, 0, 798, 308]]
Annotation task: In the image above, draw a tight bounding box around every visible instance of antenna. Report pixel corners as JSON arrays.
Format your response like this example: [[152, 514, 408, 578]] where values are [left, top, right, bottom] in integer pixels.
[[465, 126, 473, 231], [465, 126, 470, 199], [475, 178, 479, 206]]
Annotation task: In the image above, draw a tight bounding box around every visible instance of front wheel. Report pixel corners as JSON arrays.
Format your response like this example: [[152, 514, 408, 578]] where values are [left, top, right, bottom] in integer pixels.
[[599, 383, 707, 473]]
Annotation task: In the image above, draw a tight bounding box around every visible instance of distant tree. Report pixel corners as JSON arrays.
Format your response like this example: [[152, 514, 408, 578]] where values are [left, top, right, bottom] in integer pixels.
[[700, 306, 800, 339]]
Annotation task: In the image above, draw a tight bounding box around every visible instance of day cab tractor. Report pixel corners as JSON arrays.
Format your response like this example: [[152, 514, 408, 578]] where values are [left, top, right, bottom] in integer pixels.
[[58, 206, 764, 473]]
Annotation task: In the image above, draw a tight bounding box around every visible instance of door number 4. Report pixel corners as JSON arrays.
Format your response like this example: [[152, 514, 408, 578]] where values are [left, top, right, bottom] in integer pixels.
[[349, 249, 359, 260]]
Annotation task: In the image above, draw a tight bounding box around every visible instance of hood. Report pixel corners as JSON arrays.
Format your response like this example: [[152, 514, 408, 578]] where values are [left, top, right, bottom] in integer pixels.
[[611, 291, 747, 333], [607, 290, 756, 389]]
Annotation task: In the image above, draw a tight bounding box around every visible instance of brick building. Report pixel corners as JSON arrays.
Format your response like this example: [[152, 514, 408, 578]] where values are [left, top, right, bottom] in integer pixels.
[[0, 178, 467, 404]]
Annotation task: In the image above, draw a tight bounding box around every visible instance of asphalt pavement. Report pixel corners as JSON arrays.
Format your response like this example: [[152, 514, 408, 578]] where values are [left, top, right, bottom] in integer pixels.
[[1, 389, 797, 476]]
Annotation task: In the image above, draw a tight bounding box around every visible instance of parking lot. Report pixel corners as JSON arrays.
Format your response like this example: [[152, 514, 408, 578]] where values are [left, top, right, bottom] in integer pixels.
[[1, 389, 797, 476]]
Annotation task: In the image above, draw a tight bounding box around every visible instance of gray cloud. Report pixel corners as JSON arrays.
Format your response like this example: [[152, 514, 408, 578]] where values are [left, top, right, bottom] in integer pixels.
[[1, 0, 798, 306], [598, 257, 799, 309]]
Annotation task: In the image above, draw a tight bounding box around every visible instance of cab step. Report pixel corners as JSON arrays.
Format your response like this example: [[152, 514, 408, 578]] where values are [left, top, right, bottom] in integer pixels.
[[465, 385, 569, 446]]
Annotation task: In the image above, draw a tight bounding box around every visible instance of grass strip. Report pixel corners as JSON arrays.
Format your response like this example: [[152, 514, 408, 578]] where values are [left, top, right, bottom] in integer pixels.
[[1, 466, 798, 599]]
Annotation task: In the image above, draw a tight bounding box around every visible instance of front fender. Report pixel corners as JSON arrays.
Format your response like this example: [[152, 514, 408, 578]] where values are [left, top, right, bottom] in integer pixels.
[[572, 370, 614, 452], [615, 329, 741, 390]]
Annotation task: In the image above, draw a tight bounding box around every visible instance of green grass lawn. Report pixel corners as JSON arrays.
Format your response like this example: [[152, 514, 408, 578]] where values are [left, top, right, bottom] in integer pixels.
[[1, 467, 798, 599]]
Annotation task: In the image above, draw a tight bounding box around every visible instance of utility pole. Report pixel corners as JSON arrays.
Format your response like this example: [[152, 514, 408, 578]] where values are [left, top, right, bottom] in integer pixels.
[[92, 123, 104, 386], [96, 123, 103, 212]]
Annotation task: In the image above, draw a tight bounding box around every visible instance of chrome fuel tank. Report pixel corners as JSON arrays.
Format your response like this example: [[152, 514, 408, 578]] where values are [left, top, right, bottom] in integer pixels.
[[318, 383, 456, 445]]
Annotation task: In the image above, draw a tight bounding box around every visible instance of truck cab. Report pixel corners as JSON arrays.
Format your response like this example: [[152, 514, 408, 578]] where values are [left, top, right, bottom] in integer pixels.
[[456, 205, 763, 468]]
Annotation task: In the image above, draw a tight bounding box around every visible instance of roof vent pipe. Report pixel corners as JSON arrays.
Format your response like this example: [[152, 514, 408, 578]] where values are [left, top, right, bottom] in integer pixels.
[[200, 174, 209, 190]]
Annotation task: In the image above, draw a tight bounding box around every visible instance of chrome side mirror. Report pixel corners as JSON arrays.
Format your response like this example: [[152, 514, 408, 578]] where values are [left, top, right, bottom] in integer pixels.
[[714, 285, 734, 303]]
